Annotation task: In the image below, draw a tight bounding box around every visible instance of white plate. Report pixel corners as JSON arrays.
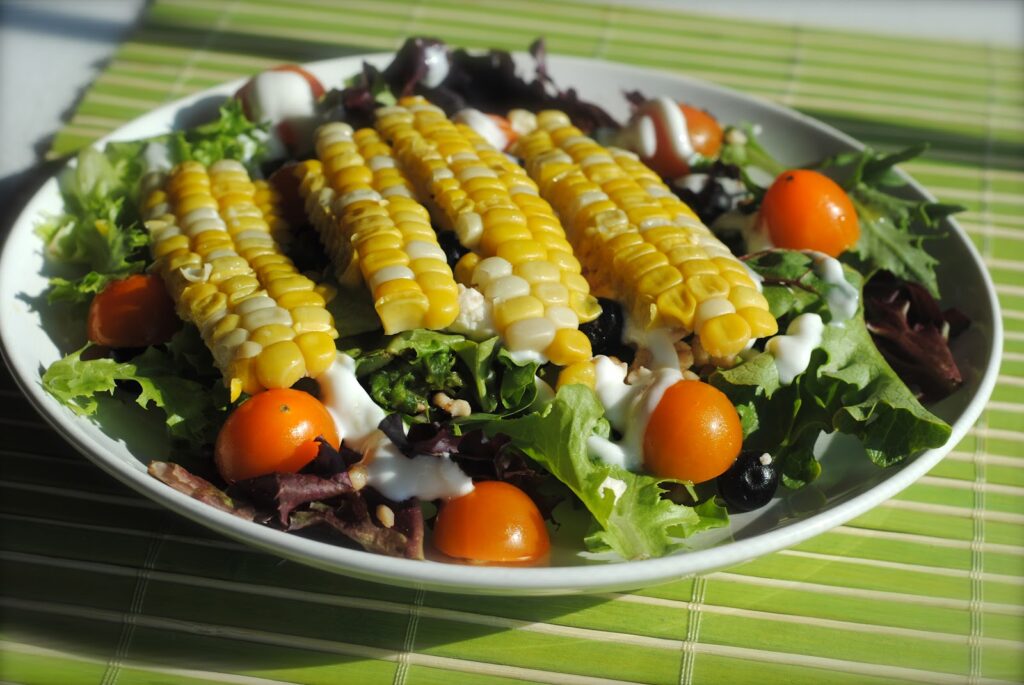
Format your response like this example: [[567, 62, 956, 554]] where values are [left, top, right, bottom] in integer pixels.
[[0, 52, 1003, 595]]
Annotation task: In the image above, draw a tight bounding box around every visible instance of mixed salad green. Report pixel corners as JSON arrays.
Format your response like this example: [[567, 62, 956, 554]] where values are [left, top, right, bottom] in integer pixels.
[[36, 38, 965, 563]]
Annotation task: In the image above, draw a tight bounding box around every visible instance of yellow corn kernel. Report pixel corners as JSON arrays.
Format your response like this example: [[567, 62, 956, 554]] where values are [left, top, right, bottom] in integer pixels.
[[728, 286, 769, 311], [679, 258, 719, 278], [423, 289, 460, 329], [454, 251, 480, 285], [545, 328, 592, 366], [496, 240, 548, 266], [359, 248, 410, 274], [227, 356, 262, 401], [295, 332, 337, 378], [494, 295, 546, 330], [376, 290, 430, 335], [250, 324, 296, 348], [721, 269, 756, 289], [685, 273, 731, 301], [255, 340, 307, 389], [515, 260, 561, 284], [699, 313, 752, 359], [533, 281, 570, 307], [557, 360, 596, 390], [479, 224, 533, 256], [569, 290, 602, 323], [635, 264, 683, 299], [655, 286, 697, 329], [738, 307, 779, 338], [266, 274, 315, 299], [290, 306, 336, 334]]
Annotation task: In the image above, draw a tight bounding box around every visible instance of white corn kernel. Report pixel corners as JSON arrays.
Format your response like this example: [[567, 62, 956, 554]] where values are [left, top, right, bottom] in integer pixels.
[[485, 275, 530, 303], [471, 256, 513, 289], [694, 297, 736, 332], [235, 295, 277, 315], [241, 306, 293, 331], [369, 265, 416, 292], [404, 240, 447, 261], [504, 316, 557, 352], [545, 305, 579, 330], [455, 212, 483, 249]]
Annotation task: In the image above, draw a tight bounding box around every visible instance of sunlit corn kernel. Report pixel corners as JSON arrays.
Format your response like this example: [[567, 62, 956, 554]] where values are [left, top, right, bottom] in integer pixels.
[[471, 256, 513, 289], [496, 239, 548, 266], [454, 252, 480, 285], [368, 265, 417, 292], [557, 360, 596, 390], [655, 285, 697, 329], [479, 223, 533, 256], [484, 274, 531, 303], [255, 340, 307, 389], [290, 306, 335, 334], [227, 356, 262, 399], [375, 289, 430, 335], [561, 272, 591, 294], [153, 234, 190, 259], [545, 327, 592, 366], [423, 289, 460, 329], [635, 264, 683, 299], [409, 258, 452, 277], [623, 251, 669, 280], [728, 286, 769, 311], [454, 211, 483, 248], [175, 194, 219, 215], [250, 323, 297, 348], [545, 305, 579, 330], [504, 316, 557, 353], [515, 260, 561, 284], [295, 332, 337, 377], [494, 295, 546, 331], [738, 307, 779, 338], [721, 269, 756, 289], [679, 258, 719, 278], [685, 273, 730, 302], [355, 232, 404, 254], [700, 313, 752, 359], [374, 277, 420, 299], [266, 275, 316, 299], [694, 298, 736, 333], [533, 281, 570, 307], [359, 248, 410, 274], [569, 290, 602, 323]]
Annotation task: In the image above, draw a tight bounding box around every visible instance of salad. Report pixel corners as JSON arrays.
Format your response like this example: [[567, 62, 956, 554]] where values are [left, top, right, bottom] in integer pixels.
[[36, 38, 967, 565]]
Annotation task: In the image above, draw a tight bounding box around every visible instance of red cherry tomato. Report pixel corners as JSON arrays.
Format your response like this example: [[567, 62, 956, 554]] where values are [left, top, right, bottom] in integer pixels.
[[214, 388, 339, 483], [643, 380, 742, 484], [645, 102, 724, 179], [433, 481, 550, 563], [758, 169, 860, 257], [87, 274, 179, 348]]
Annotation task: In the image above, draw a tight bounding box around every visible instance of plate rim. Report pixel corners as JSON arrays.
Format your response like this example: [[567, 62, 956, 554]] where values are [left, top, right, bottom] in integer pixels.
[[0, 51, 1004, 595]]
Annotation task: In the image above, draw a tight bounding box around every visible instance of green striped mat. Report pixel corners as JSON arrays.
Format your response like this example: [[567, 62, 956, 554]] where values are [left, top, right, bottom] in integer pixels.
[[4, 1, 1023, 683]]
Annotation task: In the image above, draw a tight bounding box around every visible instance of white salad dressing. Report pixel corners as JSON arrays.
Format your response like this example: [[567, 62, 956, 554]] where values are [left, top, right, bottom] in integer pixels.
[[421, 43, 450, 88], [765, 313, 825, 385], [616, 96, 695, 175], [807, 251, 859, 322], [445, 284, 497, 341], [143, 141, 172, 173], [318, 353, 474, 501], [454, 108, 509, 151], [586, 356, 683, 472], [241, 70, 320, 155]]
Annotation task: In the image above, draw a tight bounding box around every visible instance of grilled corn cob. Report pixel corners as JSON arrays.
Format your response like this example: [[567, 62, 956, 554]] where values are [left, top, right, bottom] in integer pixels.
[[513, 111, 777, 359], [143, 160, 338, 399], [311, 122, 460, 334], [374, 97, 596, 365]]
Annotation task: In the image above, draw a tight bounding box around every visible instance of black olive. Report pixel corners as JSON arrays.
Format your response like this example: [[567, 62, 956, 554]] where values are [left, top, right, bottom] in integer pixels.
[[717, 451, 779, 512], [437, 230, 469, 268], [578, 297, 634, 362]]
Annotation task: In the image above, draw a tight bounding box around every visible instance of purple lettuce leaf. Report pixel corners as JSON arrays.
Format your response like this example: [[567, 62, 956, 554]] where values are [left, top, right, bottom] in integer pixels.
[[227, 471, 359, 527], [863, 270, 969, 402], [148, 461, 258, 521]]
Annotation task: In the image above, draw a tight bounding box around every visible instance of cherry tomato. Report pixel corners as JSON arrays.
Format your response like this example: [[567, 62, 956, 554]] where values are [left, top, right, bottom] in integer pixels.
[[87, 274, 179, 348], [758, 169, 860, 257], [645, 102, 724, 179], [433, 481, 550, 563], [643, 380, 742, 484], [235, 64, 325, 120], [214, 388, 339, 483]]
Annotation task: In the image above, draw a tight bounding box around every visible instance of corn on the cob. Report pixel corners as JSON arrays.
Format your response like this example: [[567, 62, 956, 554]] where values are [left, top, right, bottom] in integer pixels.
[[374, 97, 596, 365], [143, 160, 338, 400], [513, 111, 778, 359], [311, 122, 460, 334]]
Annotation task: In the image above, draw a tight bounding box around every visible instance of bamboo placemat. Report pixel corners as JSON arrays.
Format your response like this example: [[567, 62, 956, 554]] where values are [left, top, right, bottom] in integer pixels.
[[3, 1, 1023, 683]]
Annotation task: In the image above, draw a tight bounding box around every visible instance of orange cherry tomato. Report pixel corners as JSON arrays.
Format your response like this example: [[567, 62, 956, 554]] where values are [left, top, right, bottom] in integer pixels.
[[87, 274, 180, 348], [214, 388, 339, 483], [643, 380, 742, 484], [433, 481, 550, 563], [646, 103, 724, 178], [758, 169, 860, 257]]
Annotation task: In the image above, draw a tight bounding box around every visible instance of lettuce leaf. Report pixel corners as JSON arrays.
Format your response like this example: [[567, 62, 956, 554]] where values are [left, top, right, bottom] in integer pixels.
[[480, 385, 727, 560], [170, 99, 268, 167], [41, 341, 226, 449], [350, 329, 539, 419], [711, 251, 951, 487]]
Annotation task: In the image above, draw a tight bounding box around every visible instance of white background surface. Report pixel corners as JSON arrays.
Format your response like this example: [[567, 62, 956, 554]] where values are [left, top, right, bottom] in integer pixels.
[[1, 0, 1021, 208]]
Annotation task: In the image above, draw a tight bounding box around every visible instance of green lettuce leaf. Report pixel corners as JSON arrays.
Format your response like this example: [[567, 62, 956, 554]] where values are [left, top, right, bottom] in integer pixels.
[[712, 251, 951, 487], [41, 341, 226, 449], [350, 330, 539, 419], [171, 99, 268, 167], [481, 385, 728, 560]]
